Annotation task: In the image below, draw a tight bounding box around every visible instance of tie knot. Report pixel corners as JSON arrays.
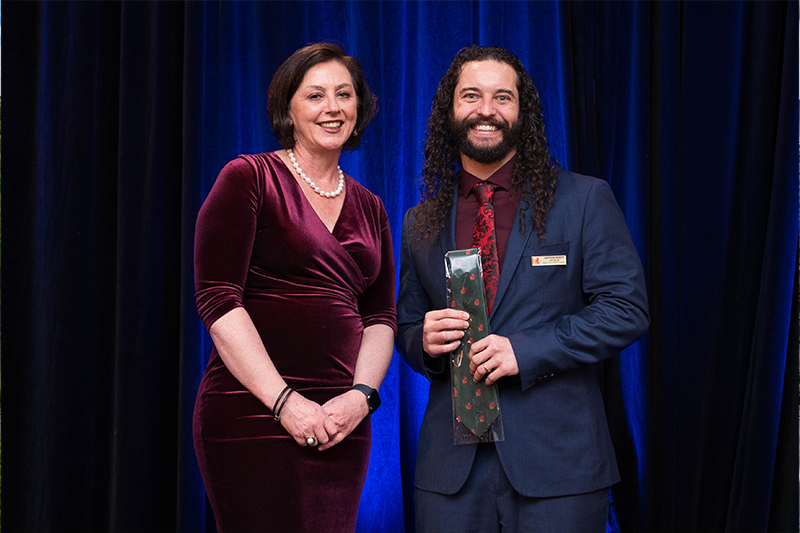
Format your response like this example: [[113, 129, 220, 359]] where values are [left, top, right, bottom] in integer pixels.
[[473, 181, 497, 205]]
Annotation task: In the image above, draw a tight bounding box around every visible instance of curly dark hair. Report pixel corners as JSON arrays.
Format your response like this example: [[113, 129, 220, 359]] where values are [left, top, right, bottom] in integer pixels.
[[414, 45, 558, 241], [268, 42, 377, 151]]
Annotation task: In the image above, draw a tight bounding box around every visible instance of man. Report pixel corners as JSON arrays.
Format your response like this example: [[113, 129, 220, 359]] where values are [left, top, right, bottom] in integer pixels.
[[396, 45, 649, 532]]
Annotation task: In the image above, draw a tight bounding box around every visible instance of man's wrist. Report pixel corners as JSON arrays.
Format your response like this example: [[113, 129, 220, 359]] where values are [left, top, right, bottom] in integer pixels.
[[423, 352, 447, 374]]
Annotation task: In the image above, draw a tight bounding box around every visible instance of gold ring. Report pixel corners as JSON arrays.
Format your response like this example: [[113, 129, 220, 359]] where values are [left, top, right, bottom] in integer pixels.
[[306, 436, 317, 446], [483, 363, 491, 373]]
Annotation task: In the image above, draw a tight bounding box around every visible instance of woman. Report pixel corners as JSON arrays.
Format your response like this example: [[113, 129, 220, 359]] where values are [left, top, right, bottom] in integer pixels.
[[193, 43, 396, 532]]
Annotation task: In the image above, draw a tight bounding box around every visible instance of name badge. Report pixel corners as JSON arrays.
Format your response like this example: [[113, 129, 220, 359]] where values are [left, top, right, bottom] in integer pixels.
[[531, 255, 567, 266]]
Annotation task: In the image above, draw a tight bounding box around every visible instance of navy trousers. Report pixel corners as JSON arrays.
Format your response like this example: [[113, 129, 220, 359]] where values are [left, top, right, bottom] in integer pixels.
[[415, 443, 609, 533]]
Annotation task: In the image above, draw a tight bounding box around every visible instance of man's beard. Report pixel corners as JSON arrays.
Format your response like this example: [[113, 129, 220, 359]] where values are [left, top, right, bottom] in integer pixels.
[[451, 116, 521, 164]]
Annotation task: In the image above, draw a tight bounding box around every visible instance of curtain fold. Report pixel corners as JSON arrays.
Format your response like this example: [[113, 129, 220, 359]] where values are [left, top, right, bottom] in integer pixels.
[[3, 2, 797, 532]]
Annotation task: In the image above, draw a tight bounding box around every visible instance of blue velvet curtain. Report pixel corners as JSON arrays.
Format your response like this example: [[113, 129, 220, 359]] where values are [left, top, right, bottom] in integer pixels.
[[3, 1, 797, 532]]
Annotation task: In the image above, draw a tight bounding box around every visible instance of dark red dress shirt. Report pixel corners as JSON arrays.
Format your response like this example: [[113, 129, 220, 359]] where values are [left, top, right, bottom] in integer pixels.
[[455, 155, 520, 271]]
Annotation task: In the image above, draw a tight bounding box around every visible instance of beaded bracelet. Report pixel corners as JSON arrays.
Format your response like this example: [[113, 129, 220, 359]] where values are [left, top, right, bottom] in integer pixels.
[[274, 388, 295, 422]]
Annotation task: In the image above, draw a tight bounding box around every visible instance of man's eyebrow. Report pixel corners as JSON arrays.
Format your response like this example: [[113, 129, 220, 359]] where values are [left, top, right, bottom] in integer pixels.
[[458, 87, 516, 97], [458, 86, 481, 95]]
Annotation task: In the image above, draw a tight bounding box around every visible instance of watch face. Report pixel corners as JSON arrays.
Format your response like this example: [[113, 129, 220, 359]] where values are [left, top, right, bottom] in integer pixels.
[[354, 384, 380, 413], [368, 390, 381, 412]]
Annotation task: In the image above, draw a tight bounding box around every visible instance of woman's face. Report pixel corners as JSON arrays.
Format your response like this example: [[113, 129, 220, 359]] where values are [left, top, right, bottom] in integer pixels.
[[289, 61, 357, 156]]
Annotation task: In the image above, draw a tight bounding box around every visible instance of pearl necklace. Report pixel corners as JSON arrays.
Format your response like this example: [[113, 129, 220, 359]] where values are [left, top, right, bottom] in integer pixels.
[[287, 149, 345, 199]]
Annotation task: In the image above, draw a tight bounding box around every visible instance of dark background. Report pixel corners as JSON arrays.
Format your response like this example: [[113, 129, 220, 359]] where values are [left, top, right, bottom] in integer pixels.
[[3, 1, 798, 532]]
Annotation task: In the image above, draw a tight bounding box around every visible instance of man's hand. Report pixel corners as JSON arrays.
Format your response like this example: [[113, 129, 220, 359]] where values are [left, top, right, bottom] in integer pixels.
[[422, 309, 470, 357], [468, 334, 519, 386]]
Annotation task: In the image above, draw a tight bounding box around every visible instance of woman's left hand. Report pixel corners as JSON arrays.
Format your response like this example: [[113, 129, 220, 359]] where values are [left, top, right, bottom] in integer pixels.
[[317, 390, 370, 451]]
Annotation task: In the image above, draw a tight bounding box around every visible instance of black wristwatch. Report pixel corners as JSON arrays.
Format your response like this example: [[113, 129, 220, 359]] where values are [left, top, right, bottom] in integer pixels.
[[351, 384, 381, 415]]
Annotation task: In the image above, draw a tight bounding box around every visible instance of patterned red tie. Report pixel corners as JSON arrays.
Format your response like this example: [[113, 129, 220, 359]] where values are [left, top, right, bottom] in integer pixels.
[[472, 182, 499, 315]]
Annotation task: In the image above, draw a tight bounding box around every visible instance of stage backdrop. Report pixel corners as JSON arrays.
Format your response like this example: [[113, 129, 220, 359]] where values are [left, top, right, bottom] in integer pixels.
[[3, 1, 797, 532]]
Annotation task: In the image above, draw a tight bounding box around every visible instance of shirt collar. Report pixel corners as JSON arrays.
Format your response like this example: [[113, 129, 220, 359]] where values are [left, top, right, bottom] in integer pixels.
[[459, 154, 517, 198]]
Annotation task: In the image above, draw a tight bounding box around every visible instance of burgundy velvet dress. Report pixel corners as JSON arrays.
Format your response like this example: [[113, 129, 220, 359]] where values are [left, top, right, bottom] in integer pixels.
[[193, 152, 396, 533]]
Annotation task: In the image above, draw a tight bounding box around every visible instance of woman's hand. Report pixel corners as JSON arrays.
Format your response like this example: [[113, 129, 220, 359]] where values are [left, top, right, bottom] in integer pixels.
[[317, 390, 370, 451], [277, 392, 339, 448]]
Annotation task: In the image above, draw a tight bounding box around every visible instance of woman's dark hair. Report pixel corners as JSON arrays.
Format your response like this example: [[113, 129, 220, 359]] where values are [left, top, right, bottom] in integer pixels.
[[268, 42, 377, 151], [414, 45, 558, 241]]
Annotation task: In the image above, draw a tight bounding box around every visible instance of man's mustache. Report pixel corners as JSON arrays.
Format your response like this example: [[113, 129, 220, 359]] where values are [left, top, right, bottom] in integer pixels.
[[461, 117, 510, 131]]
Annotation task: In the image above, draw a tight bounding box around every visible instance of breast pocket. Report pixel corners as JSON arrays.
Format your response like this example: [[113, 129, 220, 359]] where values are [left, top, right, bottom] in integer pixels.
[[518, 242, 572, 308]]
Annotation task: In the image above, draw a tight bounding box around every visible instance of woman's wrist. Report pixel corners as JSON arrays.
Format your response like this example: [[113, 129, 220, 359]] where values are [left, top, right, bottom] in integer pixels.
[[272, 386, 294, 421], [345, 389, 370, 418]]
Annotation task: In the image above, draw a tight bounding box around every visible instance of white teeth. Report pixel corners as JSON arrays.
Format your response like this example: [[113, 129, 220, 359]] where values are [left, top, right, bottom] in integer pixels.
[[320, 121, 343, 128], [474, 124, 498, 131]]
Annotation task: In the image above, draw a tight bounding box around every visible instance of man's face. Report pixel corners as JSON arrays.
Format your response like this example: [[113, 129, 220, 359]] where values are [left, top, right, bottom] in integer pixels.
[[451, 60, 520, 164]]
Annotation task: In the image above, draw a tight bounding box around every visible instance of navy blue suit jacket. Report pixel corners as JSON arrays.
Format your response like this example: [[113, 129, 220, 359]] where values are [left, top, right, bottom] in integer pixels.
[[396, 169, 649, 498]]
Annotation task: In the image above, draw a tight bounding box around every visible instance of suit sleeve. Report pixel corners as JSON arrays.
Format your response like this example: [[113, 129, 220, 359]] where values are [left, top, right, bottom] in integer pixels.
[[395, 209, 447, 378], [509, 179, 650, 391]]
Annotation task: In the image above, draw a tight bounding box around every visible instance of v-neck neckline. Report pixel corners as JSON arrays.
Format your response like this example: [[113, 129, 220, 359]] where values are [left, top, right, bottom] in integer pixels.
[[273, 152, 347, 236]]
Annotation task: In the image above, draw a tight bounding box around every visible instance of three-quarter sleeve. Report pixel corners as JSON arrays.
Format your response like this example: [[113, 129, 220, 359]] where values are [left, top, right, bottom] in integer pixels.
[[357, 202, 397, 335], [194, 157, 260, 330]]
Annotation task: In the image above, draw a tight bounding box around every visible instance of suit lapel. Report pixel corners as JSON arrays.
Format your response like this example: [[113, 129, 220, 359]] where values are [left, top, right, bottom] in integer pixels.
[[493, 194, 536, 317], [437, 186, 459, 260]]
